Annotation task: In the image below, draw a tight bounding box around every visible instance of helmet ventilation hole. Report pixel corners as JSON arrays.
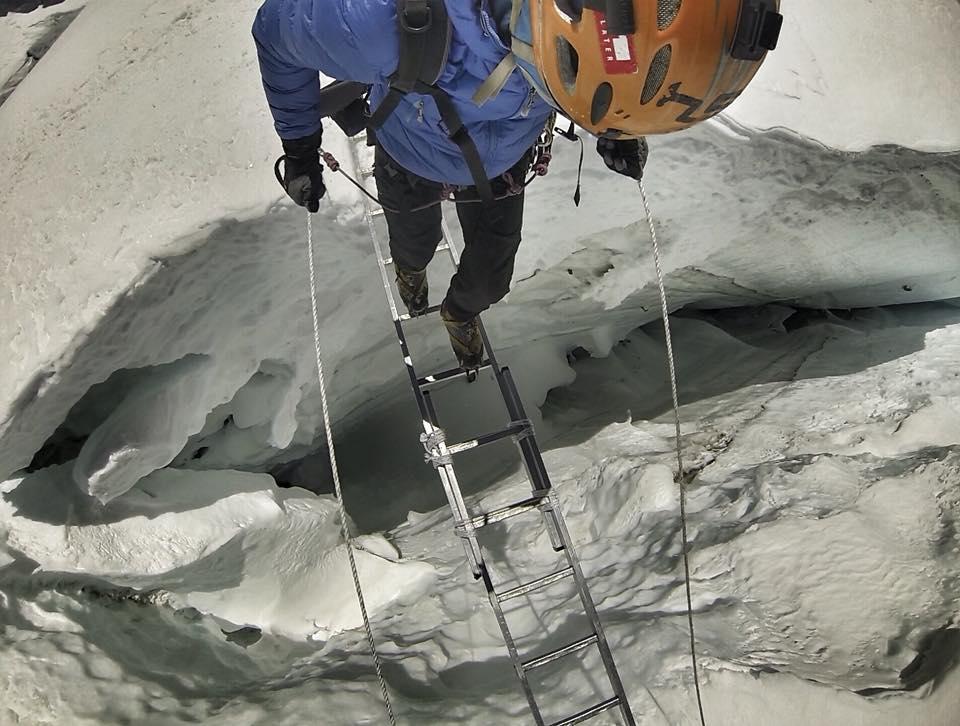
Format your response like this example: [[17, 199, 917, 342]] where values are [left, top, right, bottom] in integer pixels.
[[555, 36, 580, 94], [590, 82, 613, 126], [657, 0, 682, 30], [641, 45, 672, 104]]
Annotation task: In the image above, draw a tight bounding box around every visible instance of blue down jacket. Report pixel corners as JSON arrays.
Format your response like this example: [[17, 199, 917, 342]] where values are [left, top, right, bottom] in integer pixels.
[[252, 0, 553, 185]]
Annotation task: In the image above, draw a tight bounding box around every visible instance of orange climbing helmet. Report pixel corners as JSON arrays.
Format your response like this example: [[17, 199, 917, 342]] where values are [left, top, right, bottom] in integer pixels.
[[509, 0, 783, 137]]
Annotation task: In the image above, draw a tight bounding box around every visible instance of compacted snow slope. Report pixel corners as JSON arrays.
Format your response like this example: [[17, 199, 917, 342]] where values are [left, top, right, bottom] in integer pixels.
[[0, 1, 958, 725]]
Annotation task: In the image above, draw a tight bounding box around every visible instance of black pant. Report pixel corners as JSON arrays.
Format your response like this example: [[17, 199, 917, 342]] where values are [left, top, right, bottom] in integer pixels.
[[374, 146, 530, 322]]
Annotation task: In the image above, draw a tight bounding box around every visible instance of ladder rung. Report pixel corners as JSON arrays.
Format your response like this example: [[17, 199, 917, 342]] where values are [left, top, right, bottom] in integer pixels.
[[417, 360, 493, 387], [399, 304, 442, 322], [523, 634, 598, 672], [549, 697, 621, 726], [461, 491, 550, 531], [446, 420, 531, 456], [361, 168, 376, 179], [370, 207, 386, 217], [498, 567, 574, 602]]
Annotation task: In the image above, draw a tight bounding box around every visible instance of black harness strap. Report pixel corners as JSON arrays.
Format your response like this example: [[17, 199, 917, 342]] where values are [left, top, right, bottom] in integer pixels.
[[419, 83, 494, 202], [369, 88, 405, 129], [369, 0, 436, 126]]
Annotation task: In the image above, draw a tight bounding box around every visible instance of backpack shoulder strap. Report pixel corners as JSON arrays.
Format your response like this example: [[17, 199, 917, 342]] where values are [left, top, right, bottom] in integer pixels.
[[370, 0, 451, 127], [396, 0, 451, 89], [371, 0, 495, 202]]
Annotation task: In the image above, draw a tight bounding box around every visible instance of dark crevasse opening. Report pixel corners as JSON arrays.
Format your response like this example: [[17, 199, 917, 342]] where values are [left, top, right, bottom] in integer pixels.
[[0, 1, 68, 16], [0, 4, 82, 106]]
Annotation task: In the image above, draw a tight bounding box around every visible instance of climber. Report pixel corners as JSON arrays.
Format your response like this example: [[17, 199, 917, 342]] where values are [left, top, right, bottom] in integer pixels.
[[252, 0, 782, 372]]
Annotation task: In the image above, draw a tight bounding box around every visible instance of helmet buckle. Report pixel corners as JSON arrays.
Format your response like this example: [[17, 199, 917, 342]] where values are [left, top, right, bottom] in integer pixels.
[[732, 0, 784, 60]]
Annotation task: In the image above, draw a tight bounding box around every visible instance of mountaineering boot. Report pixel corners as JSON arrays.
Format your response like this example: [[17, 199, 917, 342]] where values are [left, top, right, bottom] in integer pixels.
[[441, 300, 484, 378], [396, 265, 429, 317]]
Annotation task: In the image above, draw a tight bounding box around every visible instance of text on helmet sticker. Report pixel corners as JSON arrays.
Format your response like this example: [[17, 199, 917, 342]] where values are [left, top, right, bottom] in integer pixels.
[[595, 16, 637, 75]]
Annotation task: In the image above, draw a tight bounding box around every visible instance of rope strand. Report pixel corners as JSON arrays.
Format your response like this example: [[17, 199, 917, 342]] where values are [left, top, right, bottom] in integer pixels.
[[305, 212, 397, 725], [639, 180, 706, 726]]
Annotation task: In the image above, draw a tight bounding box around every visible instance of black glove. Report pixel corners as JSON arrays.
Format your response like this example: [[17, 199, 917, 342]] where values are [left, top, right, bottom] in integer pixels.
[[280, 131, 326, 212], [597, 136, 649, 180]]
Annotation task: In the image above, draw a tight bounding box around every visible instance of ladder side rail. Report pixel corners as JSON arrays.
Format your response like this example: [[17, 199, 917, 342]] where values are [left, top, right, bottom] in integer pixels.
[[420, 390, 485, 576], [497, 341, 635, 717], [366, 198, 404, 322], [495, 366, 566, 551], [423, 388, 546, 725], [479, 564, 548, 726], [496, 367, 553, 493], [432, 456, 484, 576], [421, 390, 477, 530], [361, 170, 483, 573], [436, 204, 635, 722], [547, 510, 637, 726]]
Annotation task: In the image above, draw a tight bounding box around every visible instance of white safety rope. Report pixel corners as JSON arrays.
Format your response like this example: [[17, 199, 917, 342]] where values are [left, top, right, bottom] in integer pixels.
[[305, 212, 398, 725], [639, 180, 707, 726]]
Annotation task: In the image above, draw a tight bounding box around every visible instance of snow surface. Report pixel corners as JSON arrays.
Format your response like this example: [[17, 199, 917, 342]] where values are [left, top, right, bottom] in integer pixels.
[[3, 306, 960, 725], [726, 0, 960, 152], [0, 0, 82, 85], [0, 1, 959, 725]]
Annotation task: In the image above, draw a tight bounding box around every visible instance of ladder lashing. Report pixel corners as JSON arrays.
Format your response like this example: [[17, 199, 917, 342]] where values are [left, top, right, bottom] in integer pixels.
[[420, 428, 453, 468]]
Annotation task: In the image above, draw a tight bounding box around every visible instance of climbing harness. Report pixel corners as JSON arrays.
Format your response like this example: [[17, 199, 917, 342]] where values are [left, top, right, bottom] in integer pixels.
[[639, 179, 706, 726], [314, 147, 539, 214], [304, 213, 397, 726], [279, 113, 557, 216]]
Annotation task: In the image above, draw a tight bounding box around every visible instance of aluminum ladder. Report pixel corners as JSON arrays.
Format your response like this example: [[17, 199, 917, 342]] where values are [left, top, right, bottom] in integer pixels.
[[353, 146, 636, 726]]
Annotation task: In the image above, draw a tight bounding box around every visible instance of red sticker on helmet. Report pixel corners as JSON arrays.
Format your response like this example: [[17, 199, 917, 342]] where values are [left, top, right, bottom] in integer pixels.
[[595, 15, 638, 75]]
